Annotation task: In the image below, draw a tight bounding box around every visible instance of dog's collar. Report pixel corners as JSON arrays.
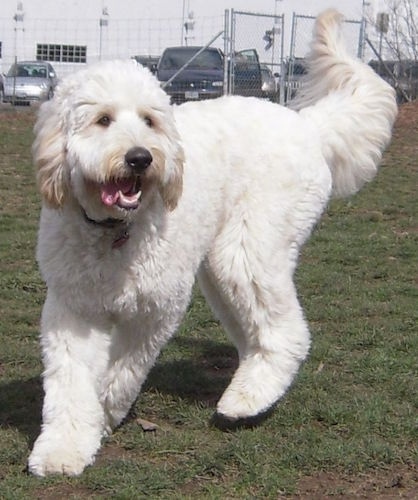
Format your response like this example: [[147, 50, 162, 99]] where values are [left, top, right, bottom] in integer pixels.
[[82, 209, 131, 249], [82, 210, 125, 228]]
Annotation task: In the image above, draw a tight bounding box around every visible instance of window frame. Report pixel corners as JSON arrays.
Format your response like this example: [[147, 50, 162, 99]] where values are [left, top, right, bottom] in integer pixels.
[[36, 43, 87, 63]]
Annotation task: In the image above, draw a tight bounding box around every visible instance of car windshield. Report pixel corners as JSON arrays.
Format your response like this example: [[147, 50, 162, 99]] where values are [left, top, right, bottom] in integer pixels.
[[293, 63, 307, 75], [7, 63, 48, 78], [159, 49, 223, 70]]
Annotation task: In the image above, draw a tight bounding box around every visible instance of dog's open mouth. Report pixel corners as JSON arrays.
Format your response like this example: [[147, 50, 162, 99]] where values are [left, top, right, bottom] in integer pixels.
[[100, 177, 142, 210]]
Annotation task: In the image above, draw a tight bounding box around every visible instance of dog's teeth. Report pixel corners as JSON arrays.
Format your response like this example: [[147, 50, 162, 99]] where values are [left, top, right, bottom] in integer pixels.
[[117, 190, 141, 208], [118, 190, 141, 201]]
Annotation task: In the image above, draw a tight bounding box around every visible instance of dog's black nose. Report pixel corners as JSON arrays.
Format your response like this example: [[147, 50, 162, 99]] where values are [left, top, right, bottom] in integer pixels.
[[125, 147, 153, 173]]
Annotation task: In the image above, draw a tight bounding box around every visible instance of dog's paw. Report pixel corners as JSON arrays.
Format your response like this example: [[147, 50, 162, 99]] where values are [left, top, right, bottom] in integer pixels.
[[215, 384, 275, 422], [211, 405, 275, 430], [214, 352, 299, 424], [28, 433, 98, 476]]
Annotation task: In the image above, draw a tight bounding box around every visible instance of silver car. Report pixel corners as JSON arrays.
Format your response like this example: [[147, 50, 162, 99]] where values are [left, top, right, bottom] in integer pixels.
[[3, 61, 58, 104], [260, 64, 277, 101]]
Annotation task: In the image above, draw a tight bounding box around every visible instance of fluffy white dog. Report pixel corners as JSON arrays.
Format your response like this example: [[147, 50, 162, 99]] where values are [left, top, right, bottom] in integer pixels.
[[28, 10, 397, 476]]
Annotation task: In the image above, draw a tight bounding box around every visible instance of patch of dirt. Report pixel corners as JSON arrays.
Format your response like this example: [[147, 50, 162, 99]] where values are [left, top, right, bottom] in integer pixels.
[[0, 105, 36, 127], [32, 485, 98, 500], [294, 464, 418, 499], [395, 100, 418, 130], [94, 441, 131, 466], [391, 101, 418, 154]]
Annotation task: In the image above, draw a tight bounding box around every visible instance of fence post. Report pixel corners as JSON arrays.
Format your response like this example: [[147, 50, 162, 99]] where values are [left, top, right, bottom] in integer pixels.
[[228, 9, 236, 95], [279, 14, 285, 105], [287, 12, 298, 103], [358, 16, 366, 60], [223, 9, 230, 96]]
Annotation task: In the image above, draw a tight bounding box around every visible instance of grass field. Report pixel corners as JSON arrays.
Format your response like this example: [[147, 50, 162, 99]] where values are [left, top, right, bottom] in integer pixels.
[[0, 103, 417, 498]]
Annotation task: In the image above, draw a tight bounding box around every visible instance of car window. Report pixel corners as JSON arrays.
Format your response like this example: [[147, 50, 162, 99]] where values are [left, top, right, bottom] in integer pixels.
[[160, 49, 223, 70], [293, 63, 307, 75], [7, 63, 49, 78], [235, 50, 258, 63]]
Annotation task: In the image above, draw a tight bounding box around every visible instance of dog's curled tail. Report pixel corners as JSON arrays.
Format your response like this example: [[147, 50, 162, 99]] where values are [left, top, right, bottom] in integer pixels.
[[292, 9, 398, 198]]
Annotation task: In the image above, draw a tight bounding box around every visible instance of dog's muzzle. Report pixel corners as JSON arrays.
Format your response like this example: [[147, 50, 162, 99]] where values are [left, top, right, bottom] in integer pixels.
[[99, 147, 153, 210]]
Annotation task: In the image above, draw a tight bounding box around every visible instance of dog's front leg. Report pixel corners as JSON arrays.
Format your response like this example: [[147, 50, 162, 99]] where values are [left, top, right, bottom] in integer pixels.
[[28, 293, 110, 476], [100, 315, 182, 431]]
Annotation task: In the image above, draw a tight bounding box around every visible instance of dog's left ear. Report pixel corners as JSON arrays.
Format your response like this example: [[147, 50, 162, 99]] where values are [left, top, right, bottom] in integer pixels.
[[157, 112, 185, 211], [160, 144, 184, 211], [33, 99, 69, 208]]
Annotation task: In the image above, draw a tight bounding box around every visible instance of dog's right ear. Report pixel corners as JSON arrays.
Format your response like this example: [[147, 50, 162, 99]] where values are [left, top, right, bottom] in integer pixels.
[[33, 99, 68, 208]]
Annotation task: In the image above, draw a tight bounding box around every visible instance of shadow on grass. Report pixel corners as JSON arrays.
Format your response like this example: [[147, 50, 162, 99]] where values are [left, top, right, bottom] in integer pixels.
[[0, 376, 43, 445], [0, 337, 238, 443], [144, 336, 238, 405], [143, 336, 279, 430]]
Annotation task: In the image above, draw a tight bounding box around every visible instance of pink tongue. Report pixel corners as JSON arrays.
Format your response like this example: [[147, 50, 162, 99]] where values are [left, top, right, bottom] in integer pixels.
[[101, 179, 134, 206]]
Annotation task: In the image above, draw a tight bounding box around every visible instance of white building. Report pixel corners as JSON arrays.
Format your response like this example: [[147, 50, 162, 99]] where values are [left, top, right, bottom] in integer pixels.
[[0, 1, 378, 77]]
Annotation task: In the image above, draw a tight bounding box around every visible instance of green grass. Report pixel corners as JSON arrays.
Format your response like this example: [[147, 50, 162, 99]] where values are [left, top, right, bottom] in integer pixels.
[[0, 105, 417, 498]]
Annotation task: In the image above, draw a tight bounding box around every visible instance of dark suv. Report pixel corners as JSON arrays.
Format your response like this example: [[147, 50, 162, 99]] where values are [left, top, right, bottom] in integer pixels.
[[157, 46, 224, 104], [157, 46, 263, 104]]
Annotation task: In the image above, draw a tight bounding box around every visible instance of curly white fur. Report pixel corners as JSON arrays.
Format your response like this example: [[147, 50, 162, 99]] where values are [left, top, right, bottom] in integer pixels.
[[28, 10, 397, 476]]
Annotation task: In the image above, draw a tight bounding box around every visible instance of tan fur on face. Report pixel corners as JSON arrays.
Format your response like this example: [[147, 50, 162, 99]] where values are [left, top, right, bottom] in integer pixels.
[[150, 147, 184, 211], [33, 100, 69, 208]]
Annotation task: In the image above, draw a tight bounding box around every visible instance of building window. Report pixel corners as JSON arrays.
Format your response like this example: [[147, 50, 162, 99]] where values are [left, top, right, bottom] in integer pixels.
[[36, 44, 87, 63]]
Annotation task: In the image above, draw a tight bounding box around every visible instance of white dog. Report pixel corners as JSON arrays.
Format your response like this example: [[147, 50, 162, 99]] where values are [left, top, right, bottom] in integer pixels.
[[28, 10, 397, 476]]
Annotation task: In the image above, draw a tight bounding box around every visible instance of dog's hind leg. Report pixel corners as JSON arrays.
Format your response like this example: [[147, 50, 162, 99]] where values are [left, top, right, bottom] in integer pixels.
[[198, 234, 311, 427]]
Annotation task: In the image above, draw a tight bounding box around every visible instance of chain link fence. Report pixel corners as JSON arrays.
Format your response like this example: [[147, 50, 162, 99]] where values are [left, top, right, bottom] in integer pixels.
[[285, 14, 364, 102], [144, 10, 286, 105], [0, 10, 365, 105], [0, 14, 225, 77], [227, 10, 284, 103]]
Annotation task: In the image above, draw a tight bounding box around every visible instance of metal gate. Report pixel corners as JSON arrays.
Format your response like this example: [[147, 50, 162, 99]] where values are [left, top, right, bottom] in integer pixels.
[[226, 10, 285, 103]]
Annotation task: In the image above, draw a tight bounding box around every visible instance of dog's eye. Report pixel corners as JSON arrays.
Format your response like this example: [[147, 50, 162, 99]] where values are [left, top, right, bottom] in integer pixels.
[[97, 115, 112, 127], [144, 116, 153, 128]]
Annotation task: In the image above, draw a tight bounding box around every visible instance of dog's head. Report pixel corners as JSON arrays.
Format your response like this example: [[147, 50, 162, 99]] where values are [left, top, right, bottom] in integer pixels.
[[33, 60, 184, 220]]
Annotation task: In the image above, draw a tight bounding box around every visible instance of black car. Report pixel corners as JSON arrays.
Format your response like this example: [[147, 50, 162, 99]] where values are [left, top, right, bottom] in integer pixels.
[[132, 55, 160, 74], [157, 46, 263, 104], [157, 46, 225, 104]]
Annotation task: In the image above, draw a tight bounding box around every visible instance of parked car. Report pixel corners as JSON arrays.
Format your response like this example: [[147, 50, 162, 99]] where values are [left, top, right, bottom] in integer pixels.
[[3, 61, 58, 105], [231, 49, 263, 98], [132, 55, 160, 74], [157, 46, 225, 104], [156, 46, 263, 104], [260, 64, 277, 101], [282, 58, 308, 102]]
